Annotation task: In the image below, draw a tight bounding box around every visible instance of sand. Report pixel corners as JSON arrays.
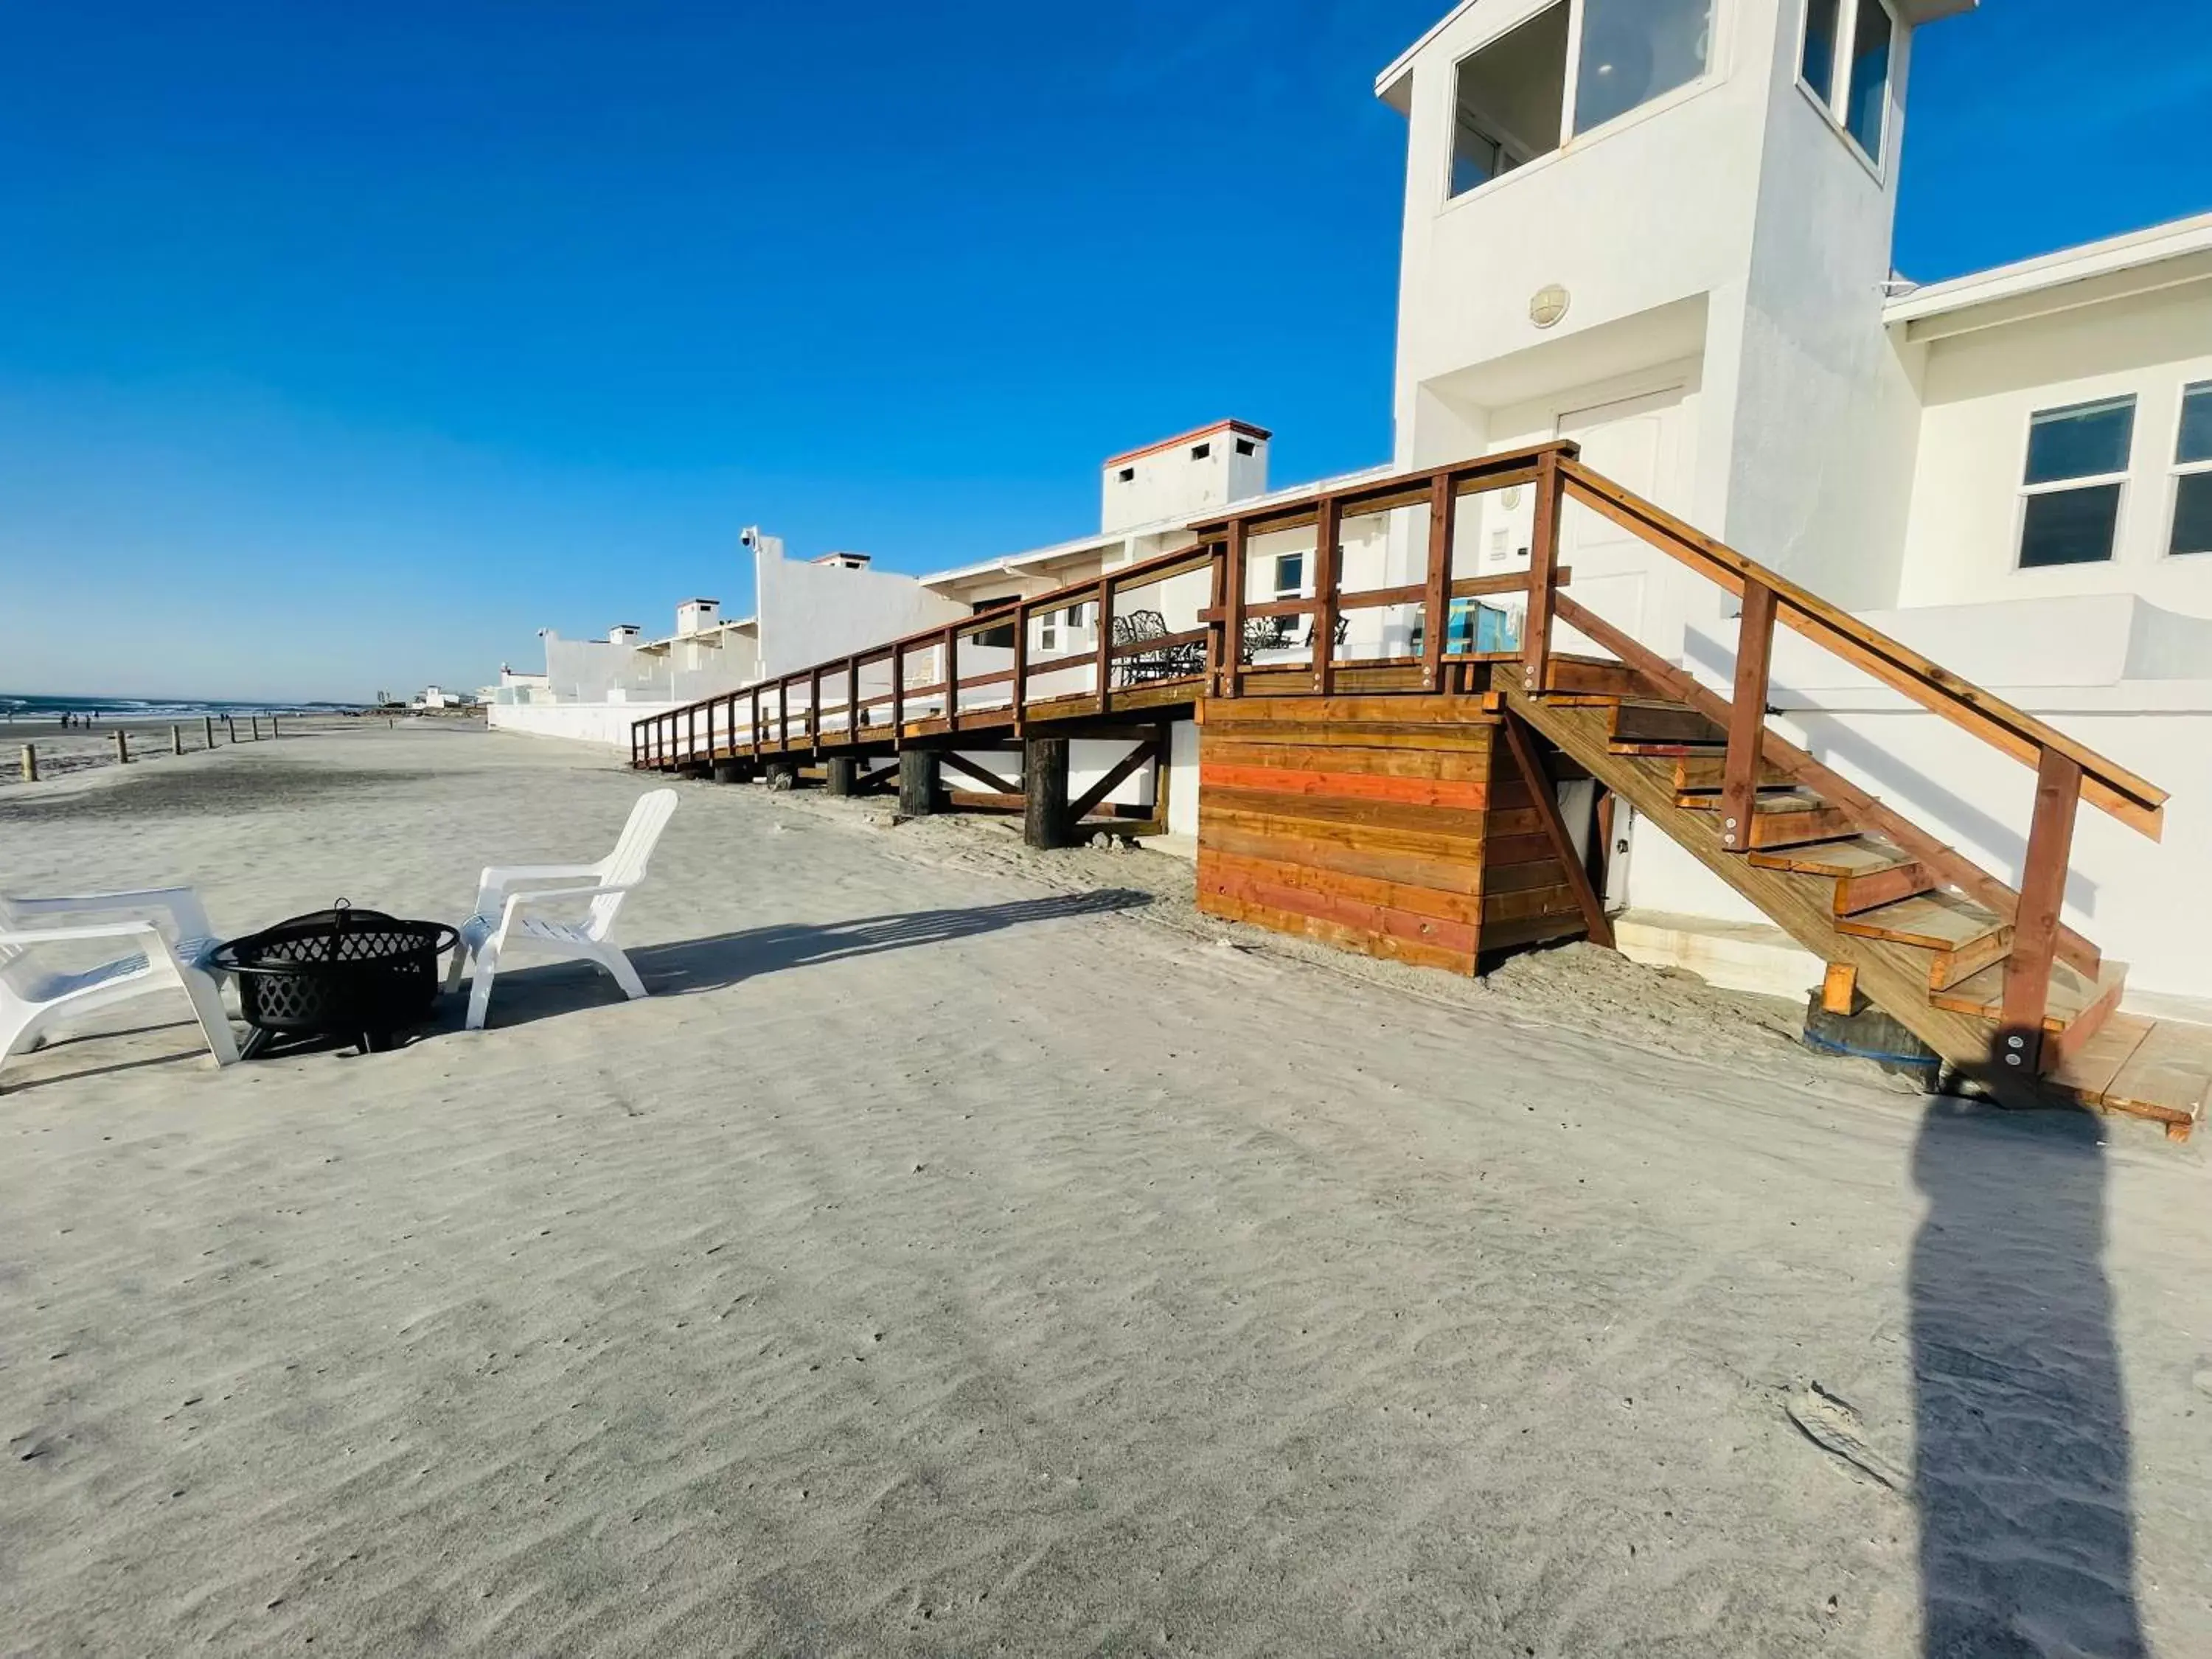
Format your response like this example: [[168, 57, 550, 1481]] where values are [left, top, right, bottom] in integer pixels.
[[0, 714, 372, 787], [1, 726, 2208, 1658]]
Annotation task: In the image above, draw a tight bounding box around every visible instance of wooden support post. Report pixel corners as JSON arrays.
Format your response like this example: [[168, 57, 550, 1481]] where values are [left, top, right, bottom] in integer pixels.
[[1011, 602, 1029, 733], [1422, 475, 1454, 693], [114, 730, 130, 764], [779, 681, 792, 750], [2000, 747, 2084, 1076], [711, 759, 744, 784], [1023, 736, 1071, 850], [1720, 581, 1778, 853], [1221, 521, 1248, 698], [204, 715, 216, 749], [172, 725, 184, 756], [898, 749, 939, 817], [1312, 495, 1341, 698], [1152, 721, 1174, 835], [1501, 713, 1614, 950], [1522, 450, 1564, 695], [271, 713, 280, 738], [1821, 962, 1861, 1017], [846, 659, 861, 740], [891, 648, 906, 740], [19, 744, 35, 783], [808, 668, 822, 747], [827, 756, 858, 797], [1094, 579, 1113, 714], [225, 715, 237, 742], [944, 628, 960, 728]]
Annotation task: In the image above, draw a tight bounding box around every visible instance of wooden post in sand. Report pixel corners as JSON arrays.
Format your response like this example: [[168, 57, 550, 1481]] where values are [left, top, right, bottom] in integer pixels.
[[172, 725, 184, 756], [18, 745, 34, 783], [113, 731, 130, 765], [226, 716, 237, 742], [204, 715, 217, 748], [271, 713, 281, 738], [249, 715, 261, 741]]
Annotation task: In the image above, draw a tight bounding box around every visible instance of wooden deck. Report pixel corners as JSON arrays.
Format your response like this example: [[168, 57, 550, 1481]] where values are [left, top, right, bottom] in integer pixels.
[[631, 442, 2210, 1141]]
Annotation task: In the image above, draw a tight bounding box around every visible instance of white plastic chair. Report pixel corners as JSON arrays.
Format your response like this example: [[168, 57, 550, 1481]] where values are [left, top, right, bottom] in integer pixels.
[[448, 789, 678, 1031], [1, 887, 240, 1087]]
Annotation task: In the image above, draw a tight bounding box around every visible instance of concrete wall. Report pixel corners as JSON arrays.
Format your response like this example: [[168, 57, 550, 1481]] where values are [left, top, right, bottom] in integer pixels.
[[490, 700, 680, 750], [755, 540, 968, 680], [1897, 284, 2212, 619]]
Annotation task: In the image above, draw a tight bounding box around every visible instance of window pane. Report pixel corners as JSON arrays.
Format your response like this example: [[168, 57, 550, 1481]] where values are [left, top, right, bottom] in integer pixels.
[[2173, 473, 2212, 557], [2024, 397, 2136, 485], [2178, 383, 2212, 465], [1450, 5, 1568, 197], [1801, 0, 1841, 105], [2020, 485, 2122, 568], [1275, 553, 1305, 596], [1574, 0, 1713, 134], [1843, 0, 1893, 158]]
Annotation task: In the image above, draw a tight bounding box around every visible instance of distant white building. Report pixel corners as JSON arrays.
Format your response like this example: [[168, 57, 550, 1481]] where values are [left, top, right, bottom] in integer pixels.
[[411, 684, 470, 712]]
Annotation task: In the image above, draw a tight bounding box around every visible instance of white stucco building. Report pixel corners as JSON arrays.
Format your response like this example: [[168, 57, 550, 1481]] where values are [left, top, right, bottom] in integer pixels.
[[497, 0, 2211, 1016]]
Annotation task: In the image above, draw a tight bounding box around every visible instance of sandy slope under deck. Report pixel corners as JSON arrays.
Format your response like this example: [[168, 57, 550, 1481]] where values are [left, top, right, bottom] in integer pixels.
[[0, 727, 2208, 1658]]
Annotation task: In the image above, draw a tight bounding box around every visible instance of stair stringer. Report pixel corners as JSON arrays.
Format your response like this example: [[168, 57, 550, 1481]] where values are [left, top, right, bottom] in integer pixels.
[[1501, 687, 2018, 1085]]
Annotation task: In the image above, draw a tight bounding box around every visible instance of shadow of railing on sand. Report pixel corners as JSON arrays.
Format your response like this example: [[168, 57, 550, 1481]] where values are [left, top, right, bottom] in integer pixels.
[[468, 888, 1155, 1027], [1913, 1101, 2146, 1656]]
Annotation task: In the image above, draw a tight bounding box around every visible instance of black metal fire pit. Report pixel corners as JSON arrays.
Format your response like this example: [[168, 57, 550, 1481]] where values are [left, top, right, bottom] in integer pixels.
[[212, 901, 459, 1060]]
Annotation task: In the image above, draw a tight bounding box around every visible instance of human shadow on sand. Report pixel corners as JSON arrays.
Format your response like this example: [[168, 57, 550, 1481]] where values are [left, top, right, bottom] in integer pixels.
[[458, 888, 1155, 1029], [1912, 1101, 2146, 1657]]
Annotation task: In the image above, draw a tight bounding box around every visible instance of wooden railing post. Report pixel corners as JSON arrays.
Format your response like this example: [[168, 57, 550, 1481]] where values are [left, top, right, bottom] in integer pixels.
[[809, 667, 822, 746], [2000, 747, 2084, 1075], [1012, 600, 1029, 731], [1720, 581, 1778, 852], [1312, 495, 1341, 698], [1221, 523, 1248, 698], [751, 686, 763, 751], [846, 658, 860, 738], [1422, 475, 1455, 693], [891, 647, 906, 741], [943, 627, 960, 728], [1094, 578, 1114, 714], [1522, 449, 1565, 694], [779, 679, 792, 750]]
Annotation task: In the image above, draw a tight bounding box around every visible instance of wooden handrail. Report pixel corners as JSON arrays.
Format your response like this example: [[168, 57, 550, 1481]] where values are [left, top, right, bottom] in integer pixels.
[[1556, 458, 2166, 838]]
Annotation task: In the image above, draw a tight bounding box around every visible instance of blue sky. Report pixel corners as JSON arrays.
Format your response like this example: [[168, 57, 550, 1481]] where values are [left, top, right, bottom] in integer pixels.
[[1, 0, 2205, 702]]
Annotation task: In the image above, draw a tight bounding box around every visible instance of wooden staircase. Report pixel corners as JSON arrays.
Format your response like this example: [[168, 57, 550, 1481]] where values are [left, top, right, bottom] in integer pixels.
[[1505, 674, 2207, 1141]]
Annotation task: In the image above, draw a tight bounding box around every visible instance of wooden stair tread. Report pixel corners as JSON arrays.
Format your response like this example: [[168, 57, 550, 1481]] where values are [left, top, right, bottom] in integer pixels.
[[2048, 1015, 2212, 1134], [1930, 958, 2125, 1031], [1747, 837, 1918, 877], [1682, 789, 1832, 816], [1836, 891, 2007, 951], [1670, 754, 1793, 793]]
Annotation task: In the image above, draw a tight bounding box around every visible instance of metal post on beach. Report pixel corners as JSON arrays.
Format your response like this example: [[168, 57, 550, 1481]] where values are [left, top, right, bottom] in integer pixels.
[[18, 745, 34, 784]]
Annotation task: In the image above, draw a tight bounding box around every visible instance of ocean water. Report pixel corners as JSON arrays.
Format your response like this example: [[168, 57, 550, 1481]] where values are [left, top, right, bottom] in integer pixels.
[[0, 692, 364, 722]]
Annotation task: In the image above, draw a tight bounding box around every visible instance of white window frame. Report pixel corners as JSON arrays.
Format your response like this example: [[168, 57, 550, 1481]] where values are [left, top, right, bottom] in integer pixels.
[[1442, 0, 1727, 208], [1795, 0, 1899, 179], [2014, 395, 2137, 571], [1273, 551, 1307, 601], [2168, 380, 2212, 560]]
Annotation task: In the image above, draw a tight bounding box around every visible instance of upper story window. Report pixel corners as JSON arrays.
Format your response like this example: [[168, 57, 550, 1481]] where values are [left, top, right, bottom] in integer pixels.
[[2172, 383, 2212, 557], [1448, 0, 1713, 201], [2018, 396, 2136, 568], [1574, 0, 1714, 134], [1799, 0, 1896, 167], [1273, 552, 1307, 600]]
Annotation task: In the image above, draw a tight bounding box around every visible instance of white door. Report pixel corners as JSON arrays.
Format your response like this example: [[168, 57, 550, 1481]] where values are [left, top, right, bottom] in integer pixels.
[[1556, 386, 1695, 658]]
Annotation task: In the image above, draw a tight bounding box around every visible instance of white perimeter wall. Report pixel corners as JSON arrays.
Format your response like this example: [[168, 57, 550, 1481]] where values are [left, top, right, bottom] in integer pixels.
[[490, 700, 677, 750]]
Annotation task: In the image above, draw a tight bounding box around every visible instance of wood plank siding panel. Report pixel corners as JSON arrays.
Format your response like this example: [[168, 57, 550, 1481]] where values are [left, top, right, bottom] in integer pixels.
[[1195, 695, 1593, 973]]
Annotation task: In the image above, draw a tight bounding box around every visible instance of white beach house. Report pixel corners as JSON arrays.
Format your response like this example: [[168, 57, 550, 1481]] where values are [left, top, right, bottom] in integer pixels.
[[498, 0, 2211, 1018]]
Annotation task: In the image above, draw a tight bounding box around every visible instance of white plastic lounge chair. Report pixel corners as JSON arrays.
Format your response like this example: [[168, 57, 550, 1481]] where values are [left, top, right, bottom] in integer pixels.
[[1, 887, 240, 1087], [448, 789, 678, 1031]]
